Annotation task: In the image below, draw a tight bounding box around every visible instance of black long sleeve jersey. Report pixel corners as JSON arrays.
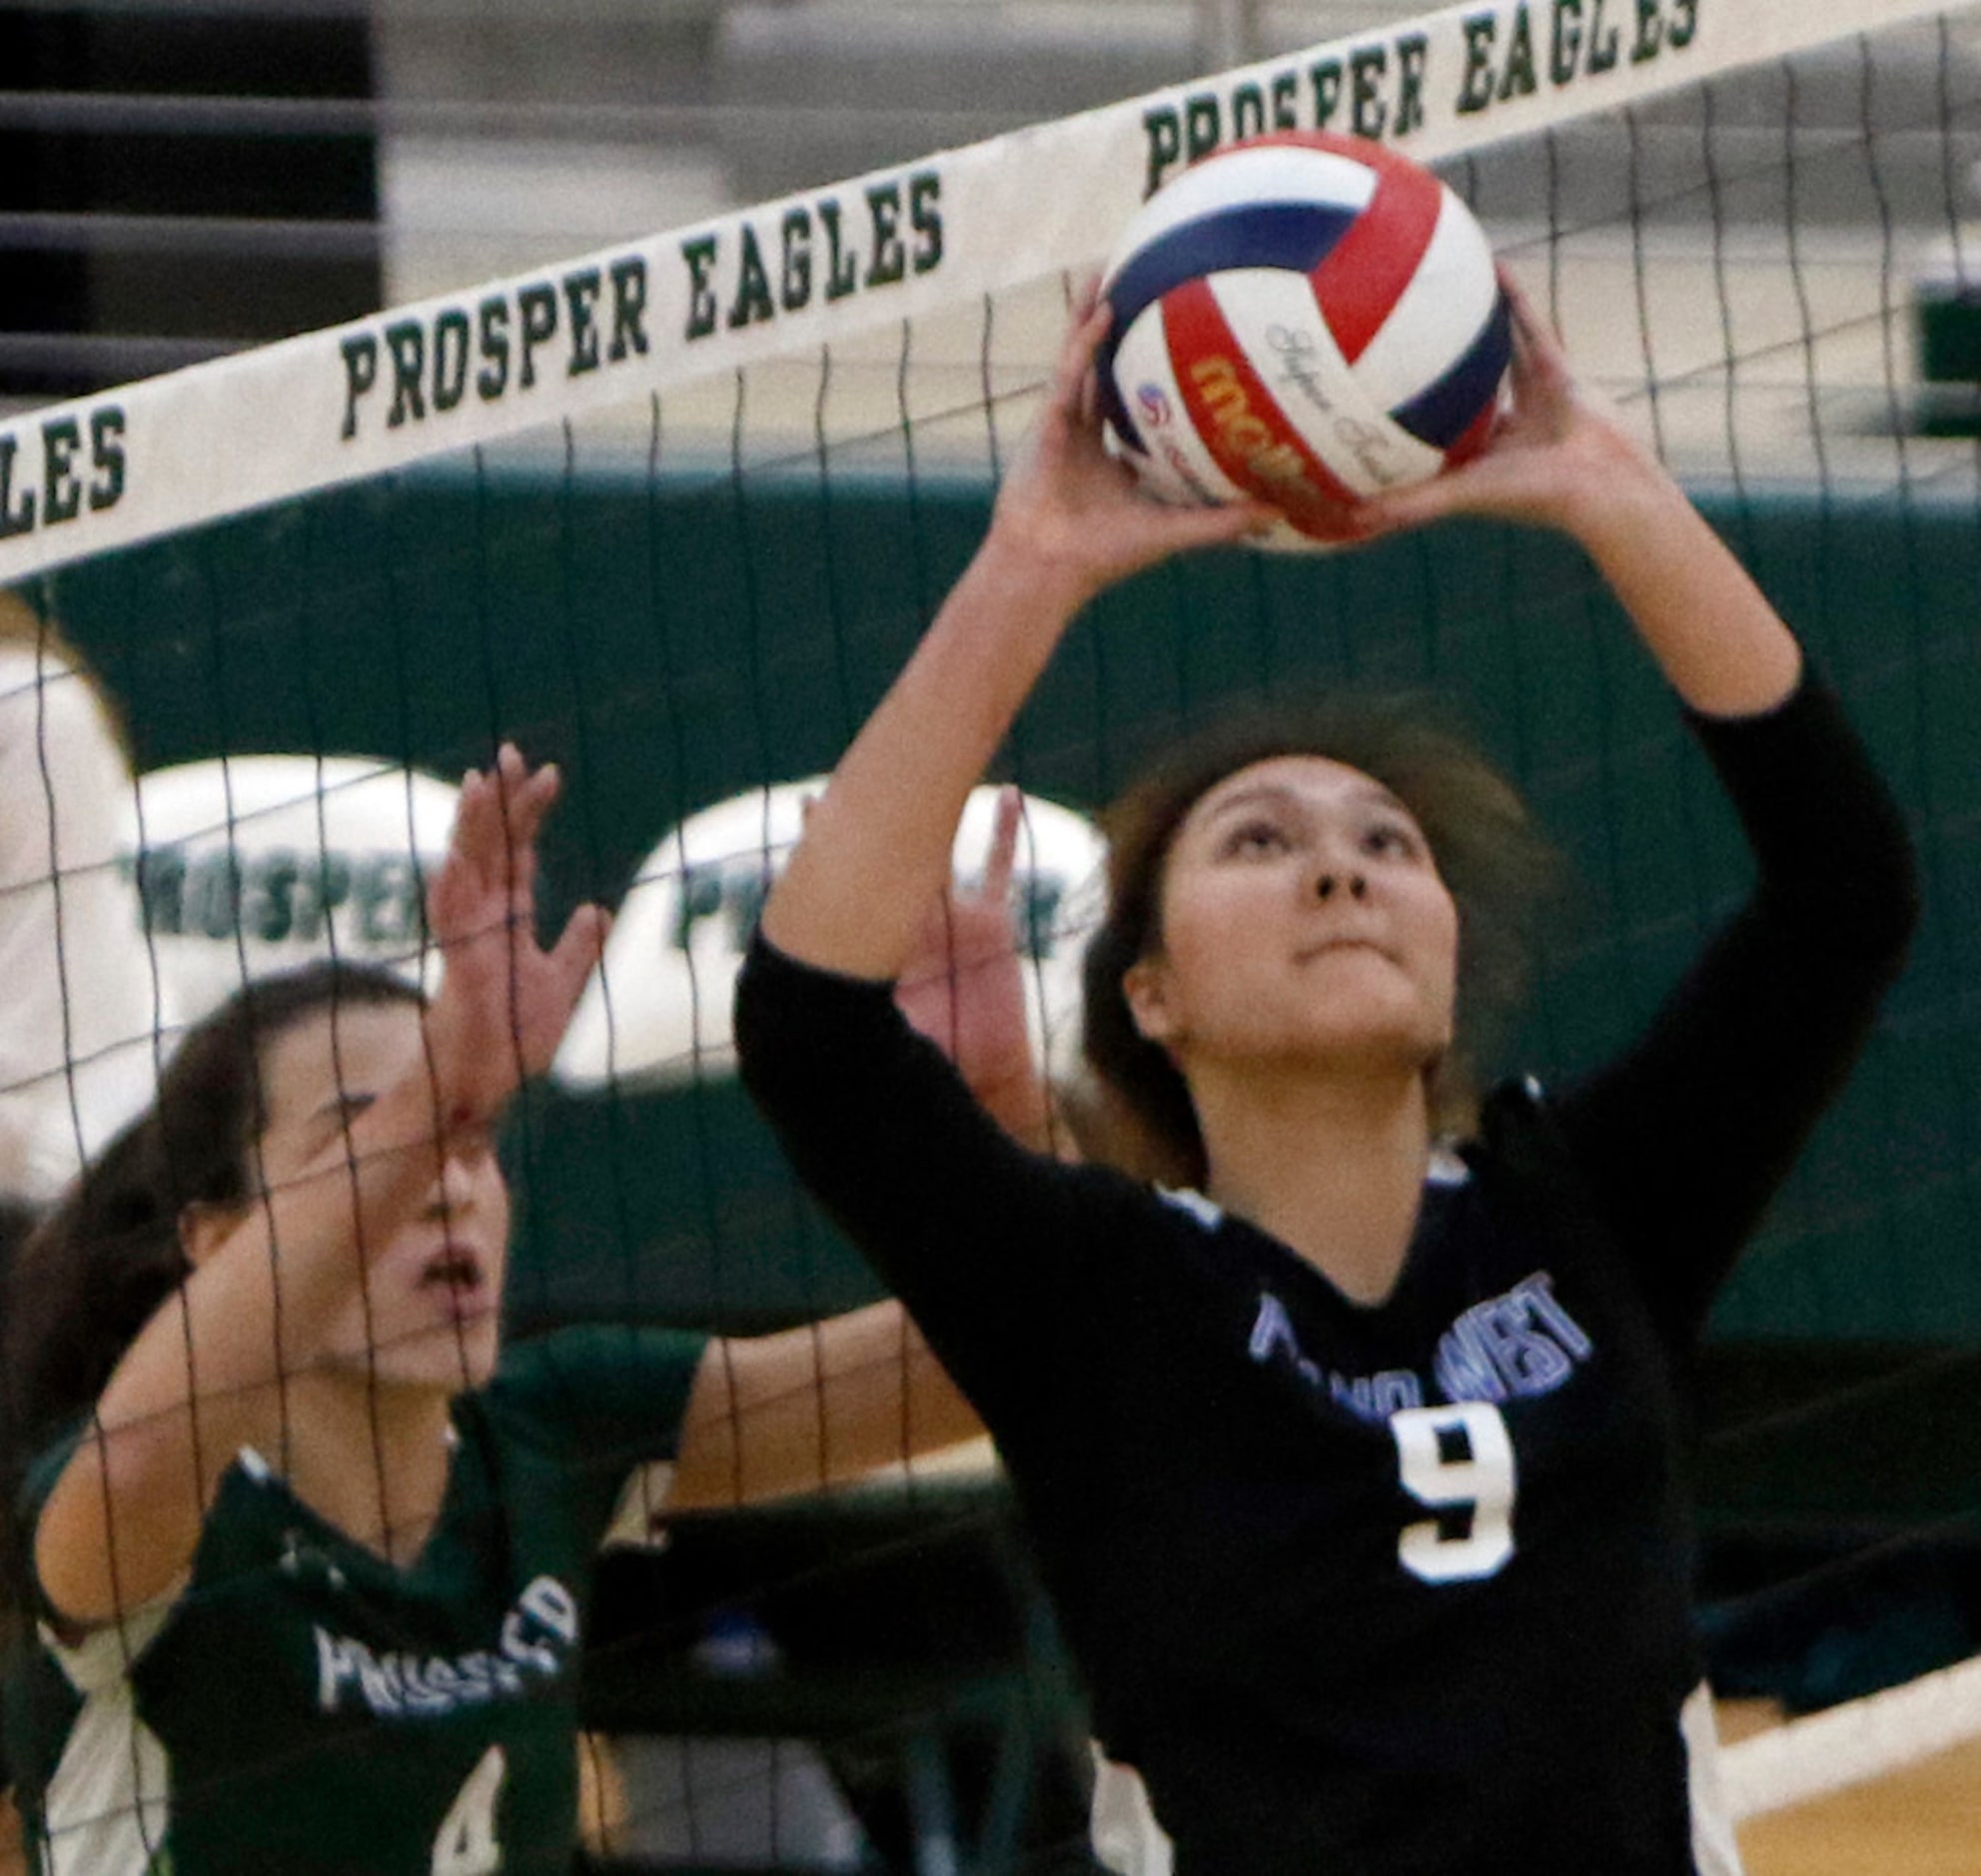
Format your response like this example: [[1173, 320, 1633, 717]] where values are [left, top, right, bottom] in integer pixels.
[[734, 674, 1917, 1876]]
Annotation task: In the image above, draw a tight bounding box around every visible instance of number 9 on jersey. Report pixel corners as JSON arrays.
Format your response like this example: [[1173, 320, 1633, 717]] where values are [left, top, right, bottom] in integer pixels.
[[1389, 1402, 1516, 1585]]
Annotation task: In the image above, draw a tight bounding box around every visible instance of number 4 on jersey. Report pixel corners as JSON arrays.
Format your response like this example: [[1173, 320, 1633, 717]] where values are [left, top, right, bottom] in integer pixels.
[[1389, 1402, 1516, 1584], [434, 1744, 507, 1875]]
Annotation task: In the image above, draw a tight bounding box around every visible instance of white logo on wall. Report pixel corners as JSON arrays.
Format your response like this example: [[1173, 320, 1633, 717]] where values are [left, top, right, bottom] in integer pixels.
[[124, 755, 460, 1027], [553, 780, 1106, 1092]]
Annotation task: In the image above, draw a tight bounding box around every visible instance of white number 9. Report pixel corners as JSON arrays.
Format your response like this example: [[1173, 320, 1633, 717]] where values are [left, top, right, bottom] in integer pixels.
[[1389, 1402, 1516, 1584]]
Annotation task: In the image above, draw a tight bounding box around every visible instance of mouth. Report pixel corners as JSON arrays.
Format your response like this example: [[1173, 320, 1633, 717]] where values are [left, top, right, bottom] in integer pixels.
[[419, 1248, 489, 1306], [1295, 936, 1394, 964]]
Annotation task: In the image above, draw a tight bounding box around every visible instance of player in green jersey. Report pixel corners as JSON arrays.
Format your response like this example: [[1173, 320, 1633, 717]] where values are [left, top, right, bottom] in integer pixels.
[[2, 744, 982, 1875]]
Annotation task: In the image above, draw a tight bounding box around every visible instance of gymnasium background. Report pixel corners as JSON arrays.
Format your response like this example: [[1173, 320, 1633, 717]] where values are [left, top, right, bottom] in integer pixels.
[[6, 1, 1981, 1868]]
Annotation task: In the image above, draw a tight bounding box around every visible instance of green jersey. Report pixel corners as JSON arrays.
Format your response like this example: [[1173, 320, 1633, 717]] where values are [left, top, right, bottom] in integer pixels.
[[9, 1325, 705, 1876]]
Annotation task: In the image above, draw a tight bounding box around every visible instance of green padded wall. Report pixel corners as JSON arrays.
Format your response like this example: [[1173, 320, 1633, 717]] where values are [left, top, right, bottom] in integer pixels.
[[33, 467, 1981, 1348]]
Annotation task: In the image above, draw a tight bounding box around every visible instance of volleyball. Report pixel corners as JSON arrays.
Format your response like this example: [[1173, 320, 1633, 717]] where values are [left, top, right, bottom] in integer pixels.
[[1096, 132, 1512, 548]]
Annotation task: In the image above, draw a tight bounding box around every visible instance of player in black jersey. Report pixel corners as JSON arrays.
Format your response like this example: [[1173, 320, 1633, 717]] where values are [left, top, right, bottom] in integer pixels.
[[733, 275, 1920, 1874], [0, 745, 982, 1875]]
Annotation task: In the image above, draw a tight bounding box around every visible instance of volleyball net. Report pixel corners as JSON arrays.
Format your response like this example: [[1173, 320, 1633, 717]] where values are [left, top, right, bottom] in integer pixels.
[[4, 0, 1981, 1863]]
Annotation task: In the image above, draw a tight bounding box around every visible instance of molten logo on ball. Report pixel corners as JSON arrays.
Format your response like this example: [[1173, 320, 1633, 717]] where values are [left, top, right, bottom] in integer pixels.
[[1190, 357, 1320, 500]]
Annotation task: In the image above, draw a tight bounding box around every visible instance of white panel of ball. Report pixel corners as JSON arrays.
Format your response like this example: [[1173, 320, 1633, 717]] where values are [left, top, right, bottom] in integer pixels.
[[1204, 267, 1445, 498], [1109, 303, 1254, 509], [1350, 190, 1502, 417], [1103, 143, 1381, 272]]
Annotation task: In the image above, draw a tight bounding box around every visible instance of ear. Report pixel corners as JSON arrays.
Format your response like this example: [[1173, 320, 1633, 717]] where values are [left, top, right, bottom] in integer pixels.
[[177, 1201, 241, 1271], [1121, 955, 1180, 1047]]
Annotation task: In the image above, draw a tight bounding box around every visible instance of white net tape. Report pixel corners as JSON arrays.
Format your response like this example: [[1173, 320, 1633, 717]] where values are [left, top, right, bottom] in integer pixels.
[[0, 0, 1967, 587]]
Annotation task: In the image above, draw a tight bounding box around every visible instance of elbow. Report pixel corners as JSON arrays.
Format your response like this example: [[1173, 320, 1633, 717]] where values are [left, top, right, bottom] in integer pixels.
[[729, 942, 774, 1097], [35, 1449, 120, 1630], [1888, 863, 1924, 969], [1864, 825, 1925, 972], [37, 1417, 203, 1628], [1805, 818, 1923, 976]]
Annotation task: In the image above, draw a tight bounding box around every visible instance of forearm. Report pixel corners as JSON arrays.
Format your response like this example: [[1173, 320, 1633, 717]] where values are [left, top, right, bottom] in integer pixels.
[[763, 287, 1260, 977], [669, 1301, 984, 1509], [763, 539, 1088, 980], [970, 1059, 1059, 1157], [1362, 273, 1801, 717], [37, 1082, 451, 1621], [107, 1092, 449, 1423], [1556, 673, 1917, 1338], [1562, 429, 1801, 718]]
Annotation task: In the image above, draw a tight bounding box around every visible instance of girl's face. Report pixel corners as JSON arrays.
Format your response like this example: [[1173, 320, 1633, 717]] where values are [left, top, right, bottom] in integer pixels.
[[241, 1001, 510, 1395], [1124, 754, 1460, 1086]]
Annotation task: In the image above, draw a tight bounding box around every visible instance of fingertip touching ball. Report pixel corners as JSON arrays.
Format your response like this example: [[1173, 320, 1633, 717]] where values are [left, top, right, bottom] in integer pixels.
[[1096, 131, 1511, 549]]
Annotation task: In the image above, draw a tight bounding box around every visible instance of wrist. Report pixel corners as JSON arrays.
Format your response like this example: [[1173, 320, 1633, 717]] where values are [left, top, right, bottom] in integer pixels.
[[974, 514, 1110, 618], [1552, 427, 1803, 715], [1550, 421, 1679, 556]]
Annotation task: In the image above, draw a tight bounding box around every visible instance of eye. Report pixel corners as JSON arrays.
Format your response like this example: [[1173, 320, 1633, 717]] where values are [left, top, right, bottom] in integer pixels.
[[1362, 820, 1423, 861], [1220, 817, 1291, 859]]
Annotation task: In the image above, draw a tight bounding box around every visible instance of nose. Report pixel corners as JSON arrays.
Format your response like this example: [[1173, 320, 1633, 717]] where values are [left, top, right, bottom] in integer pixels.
[[1316, 871, 1370, 903], [432, 1130, 493, 1209]]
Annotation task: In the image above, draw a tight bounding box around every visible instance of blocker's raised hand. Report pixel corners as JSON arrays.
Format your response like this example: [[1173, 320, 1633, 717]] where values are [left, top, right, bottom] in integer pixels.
[[895, 786, 1034, 1096], [422, 744, 610, 1132]]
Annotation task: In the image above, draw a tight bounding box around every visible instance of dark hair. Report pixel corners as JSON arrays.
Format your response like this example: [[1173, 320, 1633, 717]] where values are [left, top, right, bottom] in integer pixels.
[[1, 960, 425, 1468], [0, 586, 133, 765], [0, 1199, 40, 1293], [1077, 695, 1556, 1188], [0, 589, 55, 652]]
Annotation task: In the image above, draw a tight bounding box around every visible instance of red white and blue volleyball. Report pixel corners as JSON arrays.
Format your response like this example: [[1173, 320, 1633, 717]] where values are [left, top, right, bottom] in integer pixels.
[[1097, 132, 1511, 548]]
